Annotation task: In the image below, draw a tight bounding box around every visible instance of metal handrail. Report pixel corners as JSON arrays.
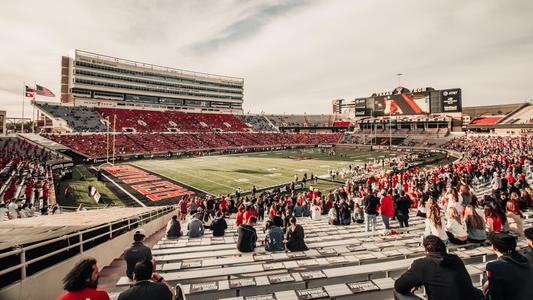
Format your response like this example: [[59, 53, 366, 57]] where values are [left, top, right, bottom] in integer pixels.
[[0, 205, 175, 279]]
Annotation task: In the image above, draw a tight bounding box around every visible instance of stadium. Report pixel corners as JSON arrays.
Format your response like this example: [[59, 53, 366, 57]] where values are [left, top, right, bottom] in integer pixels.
[[1, 2, 533, 300]]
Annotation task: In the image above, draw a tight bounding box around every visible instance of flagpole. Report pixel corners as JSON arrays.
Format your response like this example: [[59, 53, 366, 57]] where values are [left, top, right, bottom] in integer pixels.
[[21, 83, 25, 133], [32, 81, 36, 134]]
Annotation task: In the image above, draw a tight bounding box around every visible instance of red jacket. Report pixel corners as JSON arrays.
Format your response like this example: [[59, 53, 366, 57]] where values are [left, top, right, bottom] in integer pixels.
[[380, 195, 394, 217]]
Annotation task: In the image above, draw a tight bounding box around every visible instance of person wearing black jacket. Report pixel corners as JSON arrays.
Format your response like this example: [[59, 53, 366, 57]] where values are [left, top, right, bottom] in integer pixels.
[[284, 217, 308, 252], [363, 192, 380, 232], [394, 235, 482, 300], [524, 227, 533, 268], [209, 211, 228, 237], [396, 190, 411, 228], [484, 232, 533, 300], [237, 216, 257, 253], [165, 215, 182, 239]]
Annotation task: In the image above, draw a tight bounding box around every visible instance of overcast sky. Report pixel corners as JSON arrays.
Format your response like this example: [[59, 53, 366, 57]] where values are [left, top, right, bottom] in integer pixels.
[[1, 0, 533, 118]]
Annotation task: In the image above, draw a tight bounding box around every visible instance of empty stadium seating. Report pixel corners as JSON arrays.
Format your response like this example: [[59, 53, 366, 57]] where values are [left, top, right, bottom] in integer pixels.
[[36, 103, 107, 132], [235, 115, 278, 132]]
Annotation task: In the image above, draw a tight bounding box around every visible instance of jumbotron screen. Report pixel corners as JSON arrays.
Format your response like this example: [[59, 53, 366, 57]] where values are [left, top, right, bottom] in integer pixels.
[[372, 93, 430, 115], [352, 87, 462, 116]]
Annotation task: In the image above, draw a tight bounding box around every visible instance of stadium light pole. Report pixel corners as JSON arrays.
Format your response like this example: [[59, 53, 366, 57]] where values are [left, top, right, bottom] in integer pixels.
[[397, 73, 403, 86], [388, 96, 392, 150]]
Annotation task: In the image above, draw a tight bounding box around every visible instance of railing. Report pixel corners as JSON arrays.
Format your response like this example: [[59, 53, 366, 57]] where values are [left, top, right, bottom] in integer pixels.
[[0, 205, 175, 289]]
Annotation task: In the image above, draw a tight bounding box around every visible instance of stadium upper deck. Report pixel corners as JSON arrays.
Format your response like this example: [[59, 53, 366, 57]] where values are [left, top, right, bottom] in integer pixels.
[[60, 50, 244, 113]]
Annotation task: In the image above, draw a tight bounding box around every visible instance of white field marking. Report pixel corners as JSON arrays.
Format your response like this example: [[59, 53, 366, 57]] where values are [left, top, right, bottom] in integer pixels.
[[294, 169, 308, 172], [265, 173, 282, 177], [266, 168, 277, 171], [319, 165, 330, 168], [336, 162, 346, 165], [235, 178, 250, 182], [148, 164, 238, 190]]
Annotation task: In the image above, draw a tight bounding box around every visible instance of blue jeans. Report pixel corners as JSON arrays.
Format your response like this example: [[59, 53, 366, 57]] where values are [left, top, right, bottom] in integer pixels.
[[365, 213, 377, 232], [382, 214, 390, 229]]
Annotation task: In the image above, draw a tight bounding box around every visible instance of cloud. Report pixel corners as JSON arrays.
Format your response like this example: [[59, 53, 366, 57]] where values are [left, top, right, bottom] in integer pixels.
[[183, 0, 311, 54], [0, 0, 532, 118]]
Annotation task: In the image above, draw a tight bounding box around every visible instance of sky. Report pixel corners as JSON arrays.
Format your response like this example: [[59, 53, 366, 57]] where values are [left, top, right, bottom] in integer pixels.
[[1, 0, 533, 118]]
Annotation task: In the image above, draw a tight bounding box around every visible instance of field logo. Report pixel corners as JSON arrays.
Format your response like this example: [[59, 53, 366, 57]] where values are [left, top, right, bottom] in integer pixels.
[[102, 164, 194, 202]]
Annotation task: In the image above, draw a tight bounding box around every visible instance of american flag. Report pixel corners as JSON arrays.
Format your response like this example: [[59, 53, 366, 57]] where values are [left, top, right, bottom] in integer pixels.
[[25, 85, 36, 98], [36, 84, 55, 97]]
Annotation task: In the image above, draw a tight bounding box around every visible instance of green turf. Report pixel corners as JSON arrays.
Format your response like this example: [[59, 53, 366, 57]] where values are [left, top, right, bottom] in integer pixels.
[[56, 165, 125, 208], [130, 148, 402, 196]]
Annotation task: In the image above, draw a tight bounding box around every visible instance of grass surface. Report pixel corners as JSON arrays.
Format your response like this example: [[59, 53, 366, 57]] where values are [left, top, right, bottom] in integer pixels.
[[131, 148, 401, 196], [56, 165, 125, 207]]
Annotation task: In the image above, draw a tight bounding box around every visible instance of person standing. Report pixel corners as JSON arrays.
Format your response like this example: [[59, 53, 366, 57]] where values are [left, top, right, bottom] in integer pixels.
[[363, 192, 379, 232], [380, 190, 394, 230], [123, 229, 153, 280], [395, 190, 411, 228], [57, 258, 110, 300]]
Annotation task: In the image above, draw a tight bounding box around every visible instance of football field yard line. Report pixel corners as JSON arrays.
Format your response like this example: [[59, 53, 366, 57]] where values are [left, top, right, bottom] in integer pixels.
[[131, 149, 394, 195]]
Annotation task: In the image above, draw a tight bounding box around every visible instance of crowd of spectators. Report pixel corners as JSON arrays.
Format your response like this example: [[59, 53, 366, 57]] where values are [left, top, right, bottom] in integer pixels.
[[55, 133, 533, 299], [0, 138, 62, 221]]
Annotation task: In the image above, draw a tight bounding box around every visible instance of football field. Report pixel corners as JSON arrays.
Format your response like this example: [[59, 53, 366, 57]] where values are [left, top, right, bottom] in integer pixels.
[[130, 148, 406, 196]]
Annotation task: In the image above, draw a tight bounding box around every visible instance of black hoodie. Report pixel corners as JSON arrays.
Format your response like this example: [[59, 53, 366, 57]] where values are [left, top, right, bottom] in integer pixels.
[[486, 252, 533, 300], [395, 252, 482, 300]]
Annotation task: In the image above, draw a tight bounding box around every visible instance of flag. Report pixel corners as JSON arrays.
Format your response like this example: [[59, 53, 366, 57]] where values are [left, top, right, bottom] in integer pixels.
[[25, 85, 36, 98], [36, 84, 55, 97]]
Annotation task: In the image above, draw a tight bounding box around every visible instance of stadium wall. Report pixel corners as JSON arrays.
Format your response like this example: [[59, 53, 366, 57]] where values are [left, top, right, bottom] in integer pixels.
[[0, 209, 176, 300]]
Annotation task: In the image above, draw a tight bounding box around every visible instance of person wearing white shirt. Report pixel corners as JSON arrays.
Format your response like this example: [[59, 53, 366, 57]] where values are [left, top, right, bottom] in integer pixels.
[[445, 207, 468, 245], [7, 200, 19, 219], [310, 200, 322, 221], [445, 187, 463, 215], [424, 204, 448, 242]]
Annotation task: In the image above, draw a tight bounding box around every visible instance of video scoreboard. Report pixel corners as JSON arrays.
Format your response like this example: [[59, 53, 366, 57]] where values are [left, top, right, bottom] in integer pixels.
[[334, 87, 462, 116]]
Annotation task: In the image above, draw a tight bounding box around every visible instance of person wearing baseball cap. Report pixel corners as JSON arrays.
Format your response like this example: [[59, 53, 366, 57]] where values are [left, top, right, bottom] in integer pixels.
[[483, 232, 533, 300], [123, 228, 153, 280]]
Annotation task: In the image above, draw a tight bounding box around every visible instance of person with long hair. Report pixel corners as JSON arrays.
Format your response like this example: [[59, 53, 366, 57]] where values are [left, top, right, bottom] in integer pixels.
[[284, 217, 308, 252], [506, 201, 524, 236], [424, 204, 448, 242], [445, 207, 468, 245], [463, 205, 487, 243], [445, 187, 462, 216], [484, 204, 503, 233], [58, 258, 110, 300], [328, 203, 340, 225]]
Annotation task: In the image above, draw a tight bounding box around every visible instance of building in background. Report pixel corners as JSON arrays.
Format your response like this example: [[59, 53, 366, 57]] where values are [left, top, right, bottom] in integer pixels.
[[60, 49, 244, 113]]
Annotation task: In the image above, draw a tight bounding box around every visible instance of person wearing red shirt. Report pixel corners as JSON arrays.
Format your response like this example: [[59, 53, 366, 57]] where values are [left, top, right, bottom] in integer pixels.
[[243, 206, 258, 223], [269, 204, 278, 219], [380, 190, 394, 229], [57, 258, 110, 300], [235, 206, 245, 227], [219, 197, 228, 215]]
